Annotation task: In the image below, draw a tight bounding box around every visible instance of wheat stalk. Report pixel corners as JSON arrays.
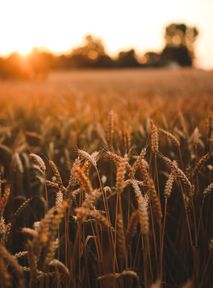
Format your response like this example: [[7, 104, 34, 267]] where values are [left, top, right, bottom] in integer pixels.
[[193, 153, 211, 177], [49, 160, 63, 189], [159, 128, 180, 147], [164, 170, 177, 199], [116, 156, 128, 194], [117, 212, 126, 267], [148, 179, 162, 222], [126, 211, 139, 245], [150, 120, 159, 153], [0, 243, 25, 288], [75, 207, 111, 229], [30, 153, 46, 172], [0, 187, 10, 218], [82, 189, 102, 209], [72, 166, 93, 194], [132, 180, 149, 235]]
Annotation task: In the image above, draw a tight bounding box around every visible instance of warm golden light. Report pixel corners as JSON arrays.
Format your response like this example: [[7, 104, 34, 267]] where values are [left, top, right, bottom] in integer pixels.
[[13, 47, 33, 57], [0, 0, 212, 69]]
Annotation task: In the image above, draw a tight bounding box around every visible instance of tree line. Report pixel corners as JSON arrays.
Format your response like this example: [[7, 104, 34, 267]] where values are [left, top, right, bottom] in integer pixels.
[[0, 23, 199, 79]]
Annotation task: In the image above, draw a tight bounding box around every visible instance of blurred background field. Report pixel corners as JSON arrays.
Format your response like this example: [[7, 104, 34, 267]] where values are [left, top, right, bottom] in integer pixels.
[[0, 69, 212, 133]]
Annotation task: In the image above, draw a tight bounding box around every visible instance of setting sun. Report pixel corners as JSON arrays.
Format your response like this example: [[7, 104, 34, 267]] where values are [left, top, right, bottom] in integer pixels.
[[12, 46, 33, 57]]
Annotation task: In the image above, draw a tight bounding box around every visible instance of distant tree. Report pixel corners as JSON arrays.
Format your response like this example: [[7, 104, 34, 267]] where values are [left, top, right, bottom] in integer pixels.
[[161, 23, 199, 66], [65, 35, 114, 68], [143, 51, 161, 67], [161, 46, 193, 66], [117, 49, 140, 67]]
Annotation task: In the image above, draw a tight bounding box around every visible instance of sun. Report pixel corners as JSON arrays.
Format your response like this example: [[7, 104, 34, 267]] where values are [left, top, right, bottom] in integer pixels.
[[15, 45, 33, 57], [1, 42, 33, 57]]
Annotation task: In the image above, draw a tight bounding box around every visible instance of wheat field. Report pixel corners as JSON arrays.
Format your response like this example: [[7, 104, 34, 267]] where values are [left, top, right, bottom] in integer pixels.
[[0, 68, 212, 288]]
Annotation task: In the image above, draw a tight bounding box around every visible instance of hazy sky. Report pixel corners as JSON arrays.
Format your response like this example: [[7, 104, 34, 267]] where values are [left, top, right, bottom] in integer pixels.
[[0, 0, 212, 69]]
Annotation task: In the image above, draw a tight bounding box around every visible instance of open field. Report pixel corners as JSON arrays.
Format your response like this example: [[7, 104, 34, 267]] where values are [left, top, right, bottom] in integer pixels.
[[0, 68, 212, 288]]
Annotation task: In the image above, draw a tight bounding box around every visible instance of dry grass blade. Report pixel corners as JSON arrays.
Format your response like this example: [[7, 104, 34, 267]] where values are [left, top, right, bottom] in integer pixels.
[[97, 269, 141, 287], [12, 152, 24, 174]]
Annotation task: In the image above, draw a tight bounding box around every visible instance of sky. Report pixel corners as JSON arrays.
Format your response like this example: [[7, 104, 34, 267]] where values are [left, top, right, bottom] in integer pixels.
[[0, 0, 212, 69]]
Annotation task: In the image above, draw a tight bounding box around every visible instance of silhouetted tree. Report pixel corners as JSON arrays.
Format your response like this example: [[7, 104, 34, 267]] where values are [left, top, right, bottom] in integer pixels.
[[161, 46, 193, 66], [117, 49, 140, 67], [143, 51, 162, 67], [161, 23, 199, 66], [165, 23, 198, 50], [63, 35, 114, 68]]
